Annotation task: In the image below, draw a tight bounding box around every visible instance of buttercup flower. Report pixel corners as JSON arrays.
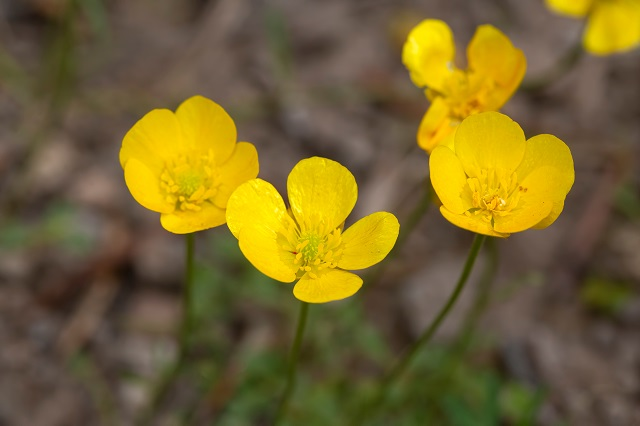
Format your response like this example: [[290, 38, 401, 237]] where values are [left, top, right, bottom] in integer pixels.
[[545, 0, 640, 55], [430, 111, 574, 238], [120, 95, 259, 234], [403, 20, 526, 153], [226, 157, 399, 303]]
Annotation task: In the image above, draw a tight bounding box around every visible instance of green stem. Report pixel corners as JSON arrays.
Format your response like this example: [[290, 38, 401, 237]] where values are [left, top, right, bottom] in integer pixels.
[[274, 301, 310, 425], [352, 234, 487, 425], [135, 233, 196, 426]]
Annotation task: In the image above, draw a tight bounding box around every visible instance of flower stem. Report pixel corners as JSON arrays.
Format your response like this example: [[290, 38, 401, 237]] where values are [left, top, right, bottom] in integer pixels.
[[352, 233, 487, 425], [135, 233, 196, 426], [274, 301, 310, 425]]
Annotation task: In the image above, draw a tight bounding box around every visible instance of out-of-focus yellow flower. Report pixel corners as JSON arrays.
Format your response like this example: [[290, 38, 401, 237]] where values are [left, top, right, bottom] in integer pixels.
[[546, 0, 640, 55], [403, 20, 526, 153], [226, 157, 399, 303], [120, 95, 259, 234], [430, 112, 574, 238]]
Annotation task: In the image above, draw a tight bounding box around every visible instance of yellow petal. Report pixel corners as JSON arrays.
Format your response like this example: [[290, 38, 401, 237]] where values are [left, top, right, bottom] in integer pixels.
[[287, 157, 357, 233], [124, 158, 174, 214], [337, 212, 399, 270], [160, 202, 226, 234], [175, 95, 237, 164], [120, 109, 182, 173], [466, 25, 526, 105], [454, 112, 526, 178], [417, 97, 456, 153], [213, 142, 259, 209], [238, 224, 297, 283], [226, 178, 288, 239], [293, 269, 363, 303], [545, 0, 593, 17], [430, 145, 470, 214], [402, 19, 456, 92], [516, 134, 574, 229], [583, 0, 640, 55], [493, 167, 557, 234], [439, 206, 509, 238]]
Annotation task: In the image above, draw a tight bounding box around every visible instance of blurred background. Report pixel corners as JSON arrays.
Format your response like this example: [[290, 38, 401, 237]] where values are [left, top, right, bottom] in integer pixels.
[[0, 0, 639, 425]]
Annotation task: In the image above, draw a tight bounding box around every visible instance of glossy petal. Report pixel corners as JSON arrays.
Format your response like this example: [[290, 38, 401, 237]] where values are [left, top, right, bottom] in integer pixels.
[[402, 19, 456, 92], [160, 202, 226, 234], [175, 95, 237, 164], [430, 145, 469, 214], [545, 0, 592, 17], [293, 269, 363, 303], [124, 158, 174, 214], [439, 206, 509, 238], [238, 224, 297, 283], [120, 109, 182, 173], [417, 97, 456, 153], [213, 142, 259, 209], [226, 178, 288, 239], [455, 112, 526, 177], [287, 157, 357, 234], [467, 25, 526, 103], [584, 0, 640, 55], [337, 212, 399, 270], [493, 167, 557, 234]]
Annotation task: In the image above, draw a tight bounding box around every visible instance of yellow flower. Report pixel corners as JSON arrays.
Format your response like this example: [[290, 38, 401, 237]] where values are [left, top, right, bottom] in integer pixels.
[[546, 0, 640, 55], [226, 157, 400, 303], [403, 20, 526, 153], [120, 95, 259, 234], [430, 112, 574, 238]]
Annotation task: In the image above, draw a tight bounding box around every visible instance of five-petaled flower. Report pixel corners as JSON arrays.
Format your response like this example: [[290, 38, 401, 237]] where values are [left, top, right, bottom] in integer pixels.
[[226, 157, 399, 303], [545, 0, 640, 55], [430, 111, 574, 238], [120, 95, 259, 234], [403, 19, 526, 154]]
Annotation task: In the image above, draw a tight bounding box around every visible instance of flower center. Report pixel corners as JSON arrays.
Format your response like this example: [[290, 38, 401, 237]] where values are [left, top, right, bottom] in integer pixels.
[[160, 150, 221, 211], [279, 215, 344, 279], [436, 70, 494, 121], [465, 168, 526, 226]]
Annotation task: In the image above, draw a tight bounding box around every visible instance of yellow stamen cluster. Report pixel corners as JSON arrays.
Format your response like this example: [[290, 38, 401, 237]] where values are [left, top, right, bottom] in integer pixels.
[[433, 70, 495, 121], [160, 149, 220, 211], [280, 215, 344, 279], [465, 168, 525, 224]]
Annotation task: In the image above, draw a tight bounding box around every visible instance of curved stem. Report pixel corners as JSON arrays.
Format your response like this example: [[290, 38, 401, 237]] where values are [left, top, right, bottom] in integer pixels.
[[352, 234, 487, 425], [273, 301, 310, 425]]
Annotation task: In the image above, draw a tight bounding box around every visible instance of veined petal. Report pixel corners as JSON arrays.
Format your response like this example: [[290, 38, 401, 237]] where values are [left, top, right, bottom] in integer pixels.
[[516, 134, 574, 192], [439, 206, 509, 238], [238, 224, 297, 283], [455, 112, 526, 177], [430, 145, 470, 214], [417, 97, 456, 153], [493, 167, 557, 234], [120, 109, 182, 173], [287, 157, 357, 233], [293, 269, 363, 303], [124, 158, 174, 214], [467, 25, 526, 104], [226, 178, 288, 239], [545, 0, 593, 17], [175, 95, 237, 164], [402, 19, 456, 92], [337, 212, 399, 270], [213, 142, 259, 209], [160, 202, 226, 234], [583, 0, 640, 55]]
